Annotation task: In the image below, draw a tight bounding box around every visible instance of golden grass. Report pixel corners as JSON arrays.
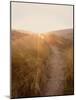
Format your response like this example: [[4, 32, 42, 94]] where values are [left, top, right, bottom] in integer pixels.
[[11, 30, 74, 98]]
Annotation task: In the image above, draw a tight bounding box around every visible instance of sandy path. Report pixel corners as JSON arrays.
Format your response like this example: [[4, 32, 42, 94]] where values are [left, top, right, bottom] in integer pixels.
[[42, 38, 66, 95]]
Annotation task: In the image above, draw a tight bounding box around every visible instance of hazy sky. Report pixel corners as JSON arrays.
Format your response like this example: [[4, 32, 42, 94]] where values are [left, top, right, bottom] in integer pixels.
[[11, 2, 73, 33]]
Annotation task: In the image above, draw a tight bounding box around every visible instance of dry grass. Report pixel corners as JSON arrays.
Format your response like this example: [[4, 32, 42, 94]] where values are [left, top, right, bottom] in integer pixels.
[[11, 29, 74, 98]]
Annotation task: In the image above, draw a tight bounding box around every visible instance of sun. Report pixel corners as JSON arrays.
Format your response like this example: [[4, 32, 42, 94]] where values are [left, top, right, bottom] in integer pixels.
[[38, 34, 45, 39]]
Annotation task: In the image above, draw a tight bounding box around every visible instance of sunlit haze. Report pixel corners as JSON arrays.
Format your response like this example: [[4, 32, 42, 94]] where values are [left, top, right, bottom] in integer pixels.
[[11, 2, 73, 33]]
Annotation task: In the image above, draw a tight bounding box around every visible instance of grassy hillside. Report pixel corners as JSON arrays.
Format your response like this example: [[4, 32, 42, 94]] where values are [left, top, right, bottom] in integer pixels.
[[11, 30, 52, 98], [42, 29, 73, 95], [11, 29, 74, 98]]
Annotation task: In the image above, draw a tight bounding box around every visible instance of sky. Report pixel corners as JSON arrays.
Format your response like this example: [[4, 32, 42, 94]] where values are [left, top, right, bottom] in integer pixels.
[[11, 2, 73, 33]]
